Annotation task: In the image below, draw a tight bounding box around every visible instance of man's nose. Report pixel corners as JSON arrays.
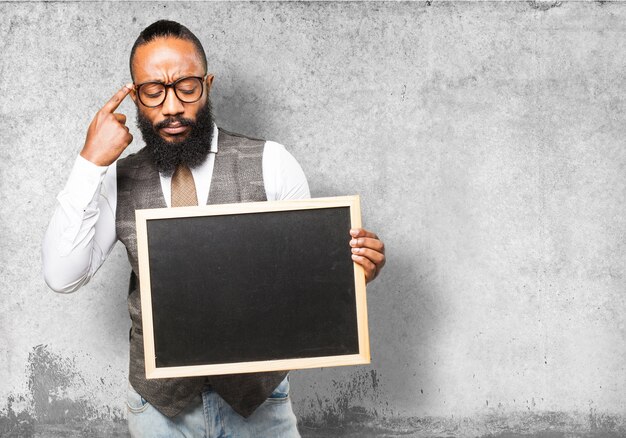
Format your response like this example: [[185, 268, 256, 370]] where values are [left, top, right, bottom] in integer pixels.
[[161, 87, 184, 116]]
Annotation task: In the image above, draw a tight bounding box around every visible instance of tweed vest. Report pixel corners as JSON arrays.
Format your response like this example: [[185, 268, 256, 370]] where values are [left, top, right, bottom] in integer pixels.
[[115, 128, 288, 418]]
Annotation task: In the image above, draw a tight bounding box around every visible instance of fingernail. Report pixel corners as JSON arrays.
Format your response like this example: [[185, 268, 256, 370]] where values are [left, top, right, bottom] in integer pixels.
[[351, 248, 359, 254], [351, 254, 358, 260], [124, 82, 134, 90], [350, 229, 358, 237], [350, 239, 357, 246]]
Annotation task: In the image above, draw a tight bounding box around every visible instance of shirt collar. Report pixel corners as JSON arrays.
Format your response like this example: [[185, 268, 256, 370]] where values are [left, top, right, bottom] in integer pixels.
[[210, 122, 218, 153]]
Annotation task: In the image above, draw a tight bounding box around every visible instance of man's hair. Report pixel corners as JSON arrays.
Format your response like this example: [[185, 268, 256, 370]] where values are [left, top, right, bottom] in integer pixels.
[[129, 20, 208, 80]]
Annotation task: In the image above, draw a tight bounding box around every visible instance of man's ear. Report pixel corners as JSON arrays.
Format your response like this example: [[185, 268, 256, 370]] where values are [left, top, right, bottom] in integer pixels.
[[205, 74, 215, 93], [130, 88, 137, 105]]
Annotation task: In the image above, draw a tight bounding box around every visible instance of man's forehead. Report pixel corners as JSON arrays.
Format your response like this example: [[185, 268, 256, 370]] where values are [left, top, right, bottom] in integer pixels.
[[132, 37, 204, 81]]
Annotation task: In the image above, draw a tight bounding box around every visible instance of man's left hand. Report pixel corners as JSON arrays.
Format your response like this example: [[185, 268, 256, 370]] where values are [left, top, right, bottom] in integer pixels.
[[349, 228, 386, 283]]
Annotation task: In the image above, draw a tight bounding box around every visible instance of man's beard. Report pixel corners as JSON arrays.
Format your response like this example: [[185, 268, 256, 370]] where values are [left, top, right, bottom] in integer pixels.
[[136, 99, 214, 176]]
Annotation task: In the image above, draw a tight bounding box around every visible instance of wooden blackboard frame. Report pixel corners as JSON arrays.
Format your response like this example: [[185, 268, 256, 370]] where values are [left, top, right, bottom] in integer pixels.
[[135, 195, 369, 379]]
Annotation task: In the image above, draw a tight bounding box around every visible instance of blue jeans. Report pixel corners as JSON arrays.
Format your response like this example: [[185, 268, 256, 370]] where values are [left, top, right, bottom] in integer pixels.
[[127, 376, 300, 438]]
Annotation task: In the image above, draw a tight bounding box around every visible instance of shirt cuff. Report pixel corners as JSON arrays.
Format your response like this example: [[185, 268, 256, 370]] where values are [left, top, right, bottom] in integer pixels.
[[62, 155, 109, 208]]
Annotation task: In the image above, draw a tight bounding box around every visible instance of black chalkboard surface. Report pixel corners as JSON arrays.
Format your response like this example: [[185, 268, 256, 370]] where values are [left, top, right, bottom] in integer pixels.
[[135, 196, 369, 378]]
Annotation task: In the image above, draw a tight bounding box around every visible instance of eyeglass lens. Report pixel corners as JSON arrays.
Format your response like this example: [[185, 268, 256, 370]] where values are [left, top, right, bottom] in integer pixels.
[[138, 77, 203, 107]]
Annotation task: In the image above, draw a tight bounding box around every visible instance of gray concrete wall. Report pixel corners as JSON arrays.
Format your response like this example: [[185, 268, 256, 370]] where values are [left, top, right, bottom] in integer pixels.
[[1, 1, 625, 437]]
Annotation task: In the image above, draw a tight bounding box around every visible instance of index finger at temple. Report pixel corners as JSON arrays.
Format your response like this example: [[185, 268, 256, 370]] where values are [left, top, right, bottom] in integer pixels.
[[102, 83, 133, 113]]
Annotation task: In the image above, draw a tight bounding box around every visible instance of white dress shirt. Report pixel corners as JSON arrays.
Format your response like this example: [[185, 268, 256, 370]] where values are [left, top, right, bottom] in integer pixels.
[[42, 124, 310, 293]]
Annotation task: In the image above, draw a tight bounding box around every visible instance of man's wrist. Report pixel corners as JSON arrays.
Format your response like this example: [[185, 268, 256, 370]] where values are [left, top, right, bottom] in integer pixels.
[[62, 155, 109, 208], [80, 147, 111, 167]]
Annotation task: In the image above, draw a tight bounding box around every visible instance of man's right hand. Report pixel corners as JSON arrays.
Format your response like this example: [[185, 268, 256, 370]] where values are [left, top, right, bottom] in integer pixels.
[[80, 84, 134, 166]]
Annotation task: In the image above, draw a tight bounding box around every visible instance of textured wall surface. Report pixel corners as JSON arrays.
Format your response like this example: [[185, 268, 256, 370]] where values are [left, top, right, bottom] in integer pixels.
[[1, 1, 626, 437]]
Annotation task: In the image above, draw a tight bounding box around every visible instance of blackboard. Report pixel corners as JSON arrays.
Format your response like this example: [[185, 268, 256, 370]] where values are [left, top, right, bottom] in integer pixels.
[[135, 195, 369, 378]]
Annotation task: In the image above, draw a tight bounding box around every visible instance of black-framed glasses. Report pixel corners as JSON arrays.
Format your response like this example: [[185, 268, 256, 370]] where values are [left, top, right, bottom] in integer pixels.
[[135, 75, 206, 108]]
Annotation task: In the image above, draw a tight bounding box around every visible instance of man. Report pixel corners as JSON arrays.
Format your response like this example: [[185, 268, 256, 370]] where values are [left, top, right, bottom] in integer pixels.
[[43, 20, 385, 437]]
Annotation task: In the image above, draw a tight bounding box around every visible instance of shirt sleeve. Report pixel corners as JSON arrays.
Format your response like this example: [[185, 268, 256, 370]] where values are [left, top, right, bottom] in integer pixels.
[[42, 155, 118, 293], [262, 141, 311, 201]]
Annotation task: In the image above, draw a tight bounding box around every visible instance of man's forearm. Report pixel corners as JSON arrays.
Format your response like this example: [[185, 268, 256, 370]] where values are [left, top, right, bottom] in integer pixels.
[[42, 156, 117, 292]]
